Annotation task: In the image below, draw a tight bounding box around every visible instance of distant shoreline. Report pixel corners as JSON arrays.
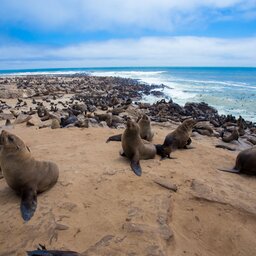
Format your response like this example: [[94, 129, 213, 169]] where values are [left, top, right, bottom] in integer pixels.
[[1, 70, 255, 123], [0, 74, 255, 126]]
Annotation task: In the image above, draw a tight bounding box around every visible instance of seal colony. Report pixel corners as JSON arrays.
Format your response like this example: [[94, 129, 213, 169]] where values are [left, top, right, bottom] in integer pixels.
[[0, 130, 59, 221], [0, 74, 256, 255]]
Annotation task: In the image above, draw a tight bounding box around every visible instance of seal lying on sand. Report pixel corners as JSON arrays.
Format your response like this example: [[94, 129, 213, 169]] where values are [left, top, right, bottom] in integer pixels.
[[121, 119, 156, 176], [61, 110, 78, 127], [219, 146, 256, 175], [156, 119, 197, 159], [221, 128, 239, 143], [106, 114, 153, 143], [0, 130, 59, 221]]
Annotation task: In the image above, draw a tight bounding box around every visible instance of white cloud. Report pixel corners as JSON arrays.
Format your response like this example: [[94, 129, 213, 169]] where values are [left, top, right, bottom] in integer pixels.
[[0, 36, 255, 69], [0, 0, 255, 32]]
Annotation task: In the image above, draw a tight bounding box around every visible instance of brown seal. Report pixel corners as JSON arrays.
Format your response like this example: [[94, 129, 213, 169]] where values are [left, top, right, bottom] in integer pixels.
[[237, 116, 245, 136], [0, 130, 59, 221], [121, 119, 156, 176], [138, 114, 154, 141], [219, 146, 256, 175], [51, 118, 61, 129], [156, 119, 197, 159], [106, 114, 153, 143], [193, 122, 214, 137], [95, 113, 112, 127], [221, 128, 239, 143]]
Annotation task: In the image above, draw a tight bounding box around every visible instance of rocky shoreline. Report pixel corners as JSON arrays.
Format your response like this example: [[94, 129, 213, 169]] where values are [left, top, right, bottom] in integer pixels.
[[0, 74, 255, 151]]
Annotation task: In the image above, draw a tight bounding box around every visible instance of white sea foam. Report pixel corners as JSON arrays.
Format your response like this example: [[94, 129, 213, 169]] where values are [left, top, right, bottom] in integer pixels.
[[167, 78, 256, 90], [91, 71, 166, 78]]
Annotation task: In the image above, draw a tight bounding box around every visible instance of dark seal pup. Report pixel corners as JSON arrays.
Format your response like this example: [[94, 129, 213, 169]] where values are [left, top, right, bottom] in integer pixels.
[[219, 146, 256, 175], [0, 130, 59, 221], [121, 119, 156, 176], [156, 119, 197, 159]]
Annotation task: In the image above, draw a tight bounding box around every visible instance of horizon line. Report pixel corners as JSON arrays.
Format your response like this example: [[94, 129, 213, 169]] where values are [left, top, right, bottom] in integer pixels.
[[1, 66, 256, 73]]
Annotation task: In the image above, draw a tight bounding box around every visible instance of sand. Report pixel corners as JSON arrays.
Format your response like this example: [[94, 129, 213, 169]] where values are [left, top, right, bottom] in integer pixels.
[[0, 122, 256, 256]]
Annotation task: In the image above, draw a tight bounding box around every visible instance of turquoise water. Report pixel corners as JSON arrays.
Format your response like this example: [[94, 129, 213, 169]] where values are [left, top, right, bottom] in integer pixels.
[[0, 67, 255, 122]]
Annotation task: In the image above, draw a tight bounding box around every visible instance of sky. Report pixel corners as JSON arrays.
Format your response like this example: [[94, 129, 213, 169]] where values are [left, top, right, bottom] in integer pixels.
[[0, 0, 256, 69]]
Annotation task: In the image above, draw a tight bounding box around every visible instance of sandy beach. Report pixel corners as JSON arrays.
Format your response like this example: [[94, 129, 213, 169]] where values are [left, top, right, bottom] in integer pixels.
[[0, 75, 256, 256]]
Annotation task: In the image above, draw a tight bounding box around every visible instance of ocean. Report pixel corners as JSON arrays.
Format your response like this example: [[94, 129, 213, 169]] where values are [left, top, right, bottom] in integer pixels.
[[0, 67, 255, 122]]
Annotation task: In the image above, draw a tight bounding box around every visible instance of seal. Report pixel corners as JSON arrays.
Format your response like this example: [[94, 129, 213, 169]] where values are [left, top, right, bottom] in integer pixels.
[[221, 128, 239, 143], [156, 119, 197, 159], [121, 119, 156, 176], [219, 146, 256, 175], [193, 122, 213, 137], [138, 114, 154, 141], [0, 130, 59, 221], [61, 110, 78, 127], [237, 116, 245, 136], [106, 114, 153, 143], [51, 118, 61, 129], [95, 113, 112, 127]]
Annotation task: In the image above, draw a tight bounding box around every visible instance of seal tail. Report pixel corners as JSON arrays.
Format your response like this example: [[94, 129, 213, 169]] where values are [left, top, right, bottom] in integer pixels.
[[106, 134, 122, 143], [218, 168, 240, 174], [20, 188, 37, 222]]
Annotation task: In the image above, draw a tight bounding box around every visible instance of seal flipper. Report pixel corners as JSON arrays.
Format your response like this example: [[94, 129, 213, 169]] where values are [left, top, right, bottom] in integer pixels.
[[186, 137, 192, 146], [21, 188, 37, 221], [161, 154, 177, 161], [130, 152, 142, 176], [27, 250, 79, 256], [131, 159, 142, 176], [218, 168, 240, 174], [106, 134, 122, 143], [27, 244, 80, 255]]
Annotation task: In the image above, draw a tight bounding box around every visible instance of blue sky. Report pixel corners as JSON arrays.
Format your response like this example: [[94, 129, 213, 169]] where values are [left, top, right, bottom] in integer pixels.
[[0, 0, 256, 69]]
